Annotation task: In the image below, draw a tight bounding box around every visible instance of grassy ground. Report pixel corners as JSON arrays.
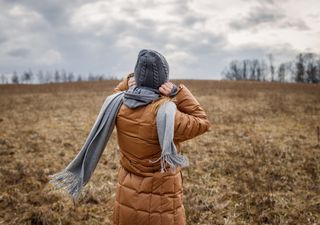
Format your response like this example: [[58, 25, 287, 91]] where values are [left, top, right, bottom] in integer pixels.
[[0, 80, 319, 225]]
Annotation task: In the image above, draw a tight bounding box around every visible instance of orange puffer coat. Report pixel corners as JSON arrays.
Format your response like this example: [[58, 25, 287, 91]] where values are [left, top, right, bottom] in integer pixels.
[[112, 75, 210, 225]]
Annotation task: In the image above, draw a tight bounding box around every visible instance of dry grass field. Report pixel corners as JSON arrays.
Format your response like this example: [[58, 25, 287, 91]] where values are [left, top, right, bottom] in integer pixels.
[[0, 80, 319, 225]]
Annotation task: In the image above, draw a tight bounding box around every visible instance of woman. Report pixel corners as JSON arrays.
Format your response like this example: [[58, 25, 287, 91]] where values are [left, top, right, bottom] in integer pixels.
[[49, 49, 210, 225], [111, 49, 210, 225]]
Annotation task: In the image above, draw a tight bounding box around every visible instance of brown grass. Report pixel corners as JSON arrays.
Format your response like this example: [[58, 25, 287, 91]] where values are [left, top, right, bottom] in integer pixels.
[[0, 80, 319, 225]]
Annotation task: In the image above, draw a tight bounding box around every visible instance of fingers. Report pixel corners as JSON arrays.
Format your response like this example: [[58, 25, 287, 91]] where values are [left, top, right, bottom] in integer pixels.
[[159, 82, 175, 96], [159, 86, 168, 95], [165, 82, 174, 91], [161, 82, 173, 91], [128, 77, 136, 87]]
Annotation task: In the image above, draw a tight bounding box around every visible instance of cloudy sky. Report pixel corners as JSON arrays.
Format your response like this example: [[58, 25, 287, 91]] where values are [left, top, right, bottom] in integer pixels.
[[0, 0, 319, 79]]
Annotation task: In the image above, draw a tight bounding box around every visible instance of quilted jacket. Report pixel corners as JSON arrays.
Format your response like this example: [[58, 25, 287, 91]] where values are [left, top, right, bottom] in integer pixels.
[[112, 74, 210, 225]]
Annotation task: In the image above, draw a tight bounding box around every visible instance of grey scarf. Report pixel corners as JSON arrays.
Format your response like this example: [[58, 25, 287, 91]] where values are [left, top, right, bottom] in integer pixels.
[[49, 87, 189, 200]]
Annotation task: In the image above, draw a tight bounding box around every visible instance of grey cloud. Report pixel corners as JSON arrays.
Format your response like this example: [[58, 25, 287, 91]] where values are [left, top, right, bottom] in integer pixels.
[[229, 6, 285, 30], [280, 19, 309, 30], [242, 0, 276, 5], [0, 34, 8, 45], [230, 3, 309, 31], [6, 48, 30, 57], [3, 0, 87, 27], [170, 0, 192, 14], [181, 14, 206, 27], [122, 6, 139, 17], [262, 0, 275, 4]]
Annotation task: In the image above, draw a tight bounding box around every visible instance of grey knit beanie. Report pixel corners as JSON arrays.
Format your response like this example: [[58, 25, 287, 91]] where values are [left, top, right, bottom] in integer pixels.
[[134, 49, 169, 90]]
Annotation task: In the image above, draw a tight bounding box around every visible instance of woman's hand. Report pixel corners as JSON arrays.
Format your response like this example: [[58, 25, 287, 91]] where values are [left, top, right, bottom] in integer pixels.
[[159, 82, 178, 96], [128, 76, 136, 88]]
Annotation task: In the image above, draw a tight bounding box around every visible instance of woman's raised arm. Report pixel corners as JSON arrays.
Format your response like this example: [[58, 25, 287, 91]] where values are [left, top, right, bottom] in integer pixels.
[[173, 84, 211, 142]]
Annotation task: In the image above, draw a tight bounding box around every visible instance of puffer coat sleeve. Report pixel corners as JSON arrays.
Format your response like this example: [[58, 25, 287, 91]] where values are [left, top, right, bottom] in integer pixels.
[[173, 84, 210, 142], [112, 73, 133, 93]]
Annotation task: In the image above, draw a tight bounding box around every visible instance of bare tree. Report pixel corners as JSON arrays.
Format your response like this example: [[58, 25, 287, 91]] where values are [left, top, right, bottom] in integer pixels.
[[242, 60, 249, 80], [77, 74, 82, 82], [61, 70, 67, 82], [1, 74, 8, 84], [256, 59, 267, 81], [304, 53, 318, 83], [88, 73, 95, 81], [37, 70, 44, 84], [98, 74, 104, 80], [67, 72, 75, 82], [295, 53, 305, 83], [316, 58, 320, 83], [284, 62, 294, 82], [22, 70, 33, 84], [12, 71, 19, 84], [54, 70, 61, 83], [223, 60, 242, 80], [29, 70, 34, 83], [249, 59, 259, 80], [277, 63, 286, 82], [268, 54, 275, 82]]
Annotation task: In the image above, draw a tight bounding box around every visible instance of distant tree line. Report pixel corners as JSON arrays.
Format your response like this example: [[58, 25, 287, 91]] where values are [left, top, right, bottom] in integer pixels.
[[222, 52, 320, 84], [0, 69, 118, 84]]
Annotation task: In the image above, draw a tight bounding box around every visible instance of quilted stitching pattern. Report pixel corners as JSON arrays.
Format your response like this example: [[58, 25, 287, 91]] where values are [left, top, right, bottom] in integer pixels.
[[113, 167, 186, 225]]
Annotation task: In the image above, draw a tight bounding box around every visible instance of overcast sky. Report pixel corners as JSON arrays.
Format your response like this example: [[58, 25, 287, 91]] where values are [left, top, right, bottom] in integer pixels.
[[0, 0, 319, 79]]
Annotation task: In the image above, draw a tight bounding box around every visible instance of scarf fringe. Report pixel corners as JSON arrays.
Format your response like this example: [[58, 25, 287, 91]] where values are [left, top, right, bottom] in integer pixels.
[[152, 153, 189, 173], [49, 170, 83, 200]]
